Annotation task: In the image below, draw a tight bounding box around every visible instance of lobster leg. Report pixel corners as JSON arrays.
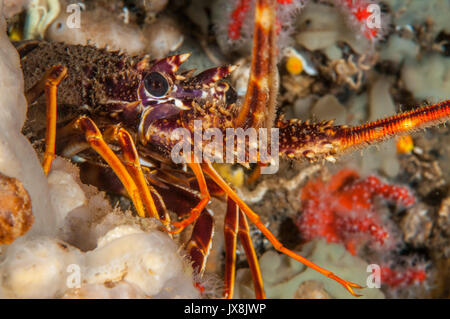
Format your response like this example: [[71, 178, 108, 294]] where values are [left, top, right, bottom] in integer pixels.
[[148, 180, 215, 276], [238, 208, 265, 299], [223, 196, 239, 299], [186, 209, 215, 276], [202, 162, 364, 297], [25, 65, 68, 175], [68, 116, 147, 218], [103, 125, 171, 225], [167, 161, 211, 234], [223, 197, 266, 299]]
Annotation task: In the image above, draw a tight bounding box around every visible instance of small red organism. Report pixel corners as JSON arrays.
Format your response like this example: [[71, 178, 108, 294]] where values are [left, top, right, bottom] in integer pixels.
[[379, 265, 427, 289], [194, 282, 206, 295], [228, 0, 252, 40], [297, 169, 429, 292], [297, 169, 415, 255]]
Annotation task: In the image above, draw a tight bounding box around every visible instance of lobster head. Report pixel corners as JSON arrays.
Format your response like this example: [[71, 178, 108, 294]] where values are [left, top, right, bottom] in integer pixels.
[[137, 54, 238, 125]]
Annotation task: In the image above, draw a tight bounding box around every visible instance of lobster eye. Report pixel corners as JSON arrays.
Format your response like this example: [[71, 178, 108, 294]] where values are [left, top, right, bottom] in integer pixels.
[[144, 72, 169, 97]]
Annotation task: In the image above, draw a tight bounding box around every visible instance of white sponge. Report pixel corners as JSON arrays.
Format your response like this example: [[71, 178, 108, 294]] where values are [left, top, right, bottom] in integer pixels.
[[0, 226, 200, 298]]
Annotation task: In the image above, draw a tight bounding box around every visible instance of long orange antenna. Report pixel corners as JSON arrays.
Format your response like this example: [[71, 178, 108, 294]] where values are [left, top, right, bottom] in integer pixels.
[[278, 100, 450, 162], [234, 0, 278, 130], [337, 100, 450, 151]]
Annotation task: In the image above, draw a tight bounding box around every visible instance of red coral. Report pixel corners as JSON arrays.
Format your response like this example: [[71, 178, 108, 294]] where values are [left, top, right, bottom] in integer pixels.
[[297, 169, 415, 255], [297, 169, 430, 292], [228, 0, 252, 40], [380, 265, 427, 288]]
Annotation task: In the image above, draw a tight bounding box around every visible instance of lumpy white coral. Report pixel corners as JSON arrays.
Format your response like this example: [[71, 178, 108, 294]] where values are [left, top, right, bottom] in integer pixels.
[[0, 158, 200, 298], [84, 227, 197, 298], [45, 7, 147, 55], [0, 225, 199, 298], [0, 159, 199, 298], [0, 0, 57, 237], [0, 237, 83, 298], [45, 5, 183, 58]]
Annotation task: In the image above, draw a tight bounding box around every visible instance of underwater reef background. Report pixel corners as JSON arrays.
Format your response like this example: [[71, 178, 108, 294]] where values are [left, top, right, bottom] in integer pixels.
[[0, 0, 449, 298]]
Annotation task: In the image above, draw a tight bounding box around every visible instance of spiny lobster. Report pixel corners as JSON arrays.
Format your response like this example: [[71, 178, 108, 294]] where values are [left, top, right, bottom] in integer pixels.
[[18, 0, 450, 298]]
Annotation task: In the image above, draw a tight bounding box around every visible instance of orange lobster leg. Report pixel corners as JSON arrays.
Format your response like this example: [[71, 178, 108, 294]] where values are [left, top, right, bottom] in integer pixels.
[[70, 116, 147, 218], [186, 209, 215, 276], [223, 196, 266, 299], [43, 66, 68, 175], [223, 197, 239, 299], [25, 65, 68, 175], [202, 162, 363, 297], [167, 161, 211, 234], [103, 125, 171, 225], [238, 209, 265, 299]]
